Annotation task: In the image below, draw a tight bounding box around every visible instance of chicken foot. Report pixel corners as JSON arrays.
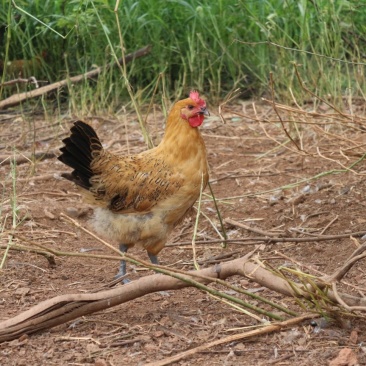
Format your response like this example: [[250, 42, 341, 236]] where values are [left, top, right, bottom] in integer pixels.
[[115, 244, 131, 284], [115, 244, 161, 285]]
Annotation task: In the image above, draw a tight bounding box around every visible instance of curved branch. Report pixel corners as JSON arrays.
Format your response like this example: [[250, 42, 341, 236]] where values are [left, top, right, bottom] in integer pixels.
[[1, 254, 366, 343]]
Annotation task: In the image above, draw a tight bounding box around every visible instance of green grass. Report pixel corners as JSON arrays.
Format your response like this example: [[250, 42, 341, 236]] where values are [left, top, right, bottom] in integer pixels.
[[0, 0, 365, 111]]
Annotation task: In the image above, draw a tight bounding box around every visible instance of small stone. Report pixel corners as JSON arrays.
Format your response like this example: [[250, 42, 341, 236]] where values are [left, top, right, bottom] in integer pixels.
[[65, 207, 79, 218]]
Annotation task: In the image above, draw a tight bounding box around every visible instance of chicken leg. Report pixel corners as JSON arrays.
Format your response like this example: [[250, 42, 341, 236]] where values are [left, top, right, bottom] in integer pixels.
[[115, 244, 130, 283], [148, 252, 159, 266], [115, 244, 160, 284]]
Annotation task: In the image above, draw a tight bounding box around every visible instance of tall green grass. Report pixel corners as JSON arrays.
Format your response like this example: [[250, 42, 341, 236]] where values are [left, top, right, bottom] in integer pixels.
[[0, 0, 365, 110]]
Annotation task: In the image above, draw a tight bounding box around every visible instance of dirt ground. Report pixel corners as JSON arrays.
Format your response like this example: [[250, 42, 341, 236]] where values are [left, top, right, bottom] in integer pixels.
[[1, 98, 366, 366]]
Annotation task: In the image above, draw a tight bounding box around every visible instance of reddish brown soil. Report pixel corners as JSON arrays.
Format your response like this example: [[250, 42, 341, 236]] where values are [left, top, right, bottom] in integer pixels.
[[1, 100, 366, 365]]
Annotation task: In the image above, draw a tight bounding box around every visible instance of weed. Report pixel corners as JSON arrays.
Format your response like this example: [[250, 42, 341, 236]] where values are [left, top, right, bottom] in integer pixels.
[[0, 1, 364, 110]]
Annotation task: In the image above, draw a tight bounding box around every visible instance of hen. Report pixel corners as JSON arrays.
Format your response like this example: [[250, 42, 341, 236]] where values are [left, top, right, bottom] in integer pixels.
[[58, 91, 209, 281], [0, 51, 47, 78]]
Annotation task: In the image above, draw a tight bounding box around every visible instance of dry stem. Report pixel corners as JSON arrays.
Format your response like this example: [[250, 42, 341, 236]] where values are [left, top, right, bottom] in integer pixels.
[[0, 45, 151, 110]]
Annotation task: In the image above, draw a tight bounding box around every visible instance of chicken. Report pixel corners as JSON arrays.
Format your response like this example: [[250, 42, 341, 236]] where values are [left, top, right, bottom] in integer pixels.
[[58, 91, 210, 282], [0, 50, 47, 78]]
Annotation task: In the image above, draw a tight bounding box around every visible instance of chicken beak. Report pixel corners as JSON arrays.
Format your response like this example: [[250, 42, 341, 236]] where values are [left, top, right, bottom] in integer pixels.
[[200, 107, 210, 116]]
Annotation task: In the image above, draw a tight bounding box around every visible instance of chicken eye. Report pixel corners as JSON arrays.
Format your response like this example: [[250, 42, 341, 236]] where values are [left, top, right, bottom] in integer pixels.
[[187, 105, 194, 110]]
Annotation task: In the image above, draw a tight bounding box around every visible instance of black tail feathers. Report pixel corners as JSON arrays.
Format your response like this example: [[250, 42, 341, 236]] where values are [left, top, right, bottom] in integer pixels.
[[58, 121, 103, 189]]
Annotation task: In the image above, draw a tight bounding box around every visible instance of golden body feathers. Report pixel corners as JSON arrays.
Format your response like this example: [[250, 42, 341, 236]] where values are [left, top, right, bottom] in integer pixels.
[[59, 92, 209, 263]]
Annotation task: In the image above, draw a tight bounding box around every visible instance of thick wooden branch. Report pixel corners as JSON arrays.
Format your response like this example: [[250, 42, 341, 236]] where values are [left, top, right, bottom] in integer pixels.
[[0, 45, 151, 110], [1, 254, 366, 343], [0, 261, 233, 342]]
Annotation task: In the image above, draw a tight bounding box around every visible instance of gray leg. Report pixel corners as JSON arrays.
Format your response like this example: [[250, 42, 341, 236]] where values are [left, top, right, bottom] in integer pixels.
[[148, 252, 159, 265], [147, 253, 169, 296], [115, 244, 130, 283]]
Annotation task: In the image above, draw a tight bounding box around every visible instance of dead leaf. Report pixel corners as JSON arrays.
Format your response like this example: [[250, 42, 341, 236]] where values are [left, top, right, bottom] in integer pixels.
[[14, 287, 30, 297], [86, 343, 100, 355], [349, 330, 358, 345], [44, 208, 55, 220], [329, 348, 358, 366]]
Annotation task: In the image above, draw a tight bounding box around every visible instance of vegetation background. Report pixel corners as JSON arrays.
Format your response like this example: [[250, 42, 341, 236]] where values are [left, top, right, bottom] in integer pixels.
[[2, 3, 366, 363], [0, 0, 365, 110]]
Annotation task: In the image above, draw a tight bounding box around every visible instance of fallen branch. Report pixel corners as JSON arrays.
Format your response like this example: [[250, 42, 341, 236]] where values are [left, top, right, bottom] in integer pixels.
[[0, 257, 243, 342], [323, 242, 366, 283], [1, 253, 366, 343], [0, 45, 151, 110]]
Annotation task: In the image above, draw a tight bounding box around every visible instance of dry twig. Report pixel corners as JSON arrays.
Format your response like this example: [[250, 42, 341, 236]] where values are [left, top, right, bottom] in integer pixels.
[[0, 244, 55, 266], [0, 76, 47, 88], [0, 150, 57, 166], [145, 314, 314, 366], [0, 45, 151, 110]]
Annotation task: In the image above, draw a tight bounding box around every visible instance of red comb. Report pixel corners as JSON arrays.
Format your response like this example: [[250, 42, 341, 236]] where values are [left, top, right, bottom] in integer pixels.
[[189, 90, 206, 107]]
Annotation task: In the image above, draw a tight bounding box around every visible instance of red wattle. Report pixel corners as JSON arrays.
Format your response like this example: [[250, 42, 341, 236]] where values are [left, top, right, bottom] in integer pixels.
[[188, 114, 204, 127]]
